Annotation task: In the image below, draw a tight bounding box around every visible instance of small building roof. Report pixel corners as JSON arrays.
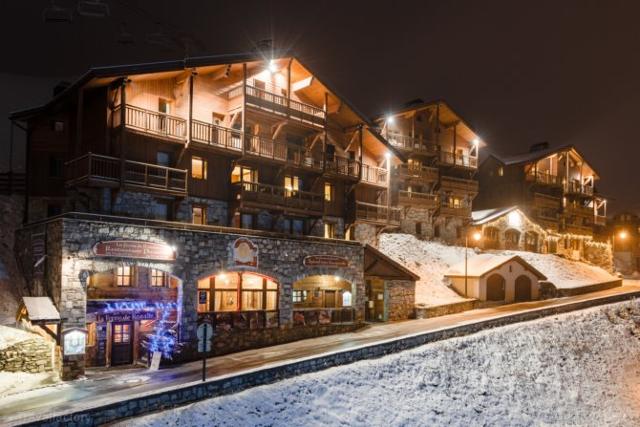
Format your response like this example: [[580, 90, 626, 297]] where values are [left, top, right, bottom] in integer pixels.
[[364, 244, 420, 281], [20, 297, 60, 322], [445, 254, 547, 280], [472, 206, 520, 225]]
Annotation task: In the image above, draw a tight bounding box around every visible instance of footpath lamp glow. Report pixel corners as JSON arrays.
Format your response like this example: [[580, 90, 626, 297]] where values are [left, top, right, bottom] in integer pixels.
[[465, 231, 482, 297], [613, 230, 628, 251]]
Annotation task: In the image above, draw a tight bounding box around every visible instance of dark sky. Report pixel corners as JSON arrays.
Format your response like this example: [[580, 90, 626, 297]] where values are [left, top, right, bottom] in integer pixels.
[[1, 0, 639, 213]]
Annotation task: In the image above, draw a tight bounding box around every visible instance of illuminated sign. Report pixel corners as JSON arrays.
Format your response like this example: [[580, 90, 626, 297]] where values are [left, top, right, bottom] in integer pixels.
[[95, 311, 156, 323], [93, 240, 176, 261], [63, 328, 87, 356], [303, 255, 349, 267]]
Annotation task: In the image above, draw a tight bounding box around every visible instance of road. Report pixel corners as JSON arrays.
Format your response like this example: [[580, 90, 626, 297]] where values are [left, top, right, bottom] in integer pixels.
[[2, 282, 639, 426]]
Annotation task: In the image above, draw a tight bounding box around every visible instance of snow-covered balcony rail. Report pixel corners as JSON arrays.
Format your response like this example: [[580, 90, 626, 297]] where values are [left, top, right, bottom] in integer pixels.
[[113, 104, 187, 141]]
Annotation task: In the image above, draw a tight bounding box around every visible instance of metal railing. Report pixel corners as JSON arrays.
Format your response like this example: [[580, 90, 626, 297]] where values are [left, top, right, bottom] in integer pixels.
[[355, 201, 401, 224], [361, 164, 388, 186], [65, 153, 187, 194], [114, 104, 187, 140], [191, 120, 242, 151], [233, 181, 324, 213]]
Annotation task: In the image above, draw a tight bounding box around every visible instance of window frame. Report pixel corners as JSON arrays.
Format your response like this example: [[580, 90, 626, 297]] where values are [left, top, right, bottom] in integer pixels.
[[191, 156, 208, 180], [115, 265, 133, 287], [150, 269, 168, 287], [192, 205, 207, 225]]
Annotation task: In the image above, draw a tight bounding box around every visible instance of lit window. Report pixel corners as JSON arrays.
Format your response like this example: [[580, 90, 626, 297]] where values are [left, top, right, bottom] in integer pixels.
[[150, 269, 168, 287], [192, 206, 206, 225], [342, 291, 352, 307], [113, 323, 131, 344], [324, 222, 335, 239], [196, 273, 279, 313], [498, 166, 504, 176], [324, 182, 334, 202], [116, 265, 133, 287], [284, 175, 300, 197], [293, 290, 308, 303], [231, 166, 257, 183], [191, 156, 207, 180]]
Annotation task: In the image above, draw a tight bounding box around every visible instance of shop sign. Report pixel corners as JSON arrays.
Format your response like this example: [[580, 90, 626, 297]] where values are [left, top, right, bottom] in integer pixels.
[[62, 328, 87, 356], [231, 237, 258, 267], [197, 322, 213, 353], [95, 311, 156, 323], [303, 255, 349, 268], [93, 240, 176, 261]]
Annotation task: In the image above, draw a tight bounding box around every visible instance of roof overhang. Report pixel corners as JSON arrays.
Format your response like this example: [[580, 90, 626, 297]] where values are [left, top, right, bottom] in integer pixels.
[[364, 244, 420, 281]]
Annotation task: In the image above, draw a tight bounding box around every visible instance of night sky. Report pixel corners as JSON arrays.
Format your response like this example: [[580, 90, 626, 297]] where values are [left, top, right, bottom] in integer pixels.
[[1, 1, 638, 212]]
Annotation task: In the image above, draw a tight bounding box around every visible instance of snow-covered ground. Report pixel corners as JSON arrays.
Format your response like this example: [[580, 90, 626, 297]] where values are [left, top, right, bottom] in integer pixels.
[[117, 301, 640, 427], [379, 233, 618, 306]]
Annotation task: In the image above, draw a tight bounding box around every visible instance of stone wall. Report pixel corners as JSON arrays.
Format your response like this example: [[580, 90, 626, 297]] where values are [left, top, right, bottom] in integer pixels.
[[176, 197, 228, 226], [399, 207, 433, 239], [353, 223, 379, 247], [0, 337, 54, 373], [386, 280, 415, 321], [0, 195, 26, 324], [434, 215, 466, 244], [415, 300, 478, 319]]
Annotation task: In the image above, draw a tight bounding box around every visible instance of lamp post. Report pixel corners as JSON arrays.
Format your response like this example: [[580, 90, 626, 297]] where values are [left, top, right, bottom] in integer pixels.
[[465, 230, 482, 297], [613, 229, 628, 252]]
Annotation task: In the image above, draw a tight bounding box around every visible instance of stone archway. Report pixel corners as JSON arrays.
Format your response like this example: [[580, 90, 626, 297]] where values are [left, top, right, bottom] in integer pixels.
[[514, 275, 532, 302], [486, 273, 506, 301]]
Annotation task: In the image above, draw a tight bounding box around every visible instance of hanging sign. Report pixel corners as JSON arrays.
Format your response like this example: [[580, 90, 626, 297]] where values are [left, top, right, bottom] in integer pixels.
[[303, 255, 349, 268], [231, 238, 258, 267], [93, 240, 176, 261]]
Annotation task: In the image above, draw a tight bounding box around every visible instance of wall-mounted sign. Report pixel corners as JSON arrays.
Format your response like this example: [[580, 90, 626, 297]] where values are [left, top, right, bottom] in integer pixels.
[[93, 240, 176, 261], [232, 238, 258, 267], [303, 255, 349, 268], [95, 311, 156, 323], [62, 328, 87, 356]]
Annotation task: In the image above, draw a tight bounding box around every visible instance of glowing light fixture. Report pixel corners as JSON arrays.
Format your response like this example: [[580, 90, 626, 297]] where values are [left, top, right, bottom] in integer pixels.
[[508, 211, 522, 227], [472, 137, 480, 146], [268, 60, 278, 74], [472, 231, 482, 242], [618, 230, 628, 240], [384, 152, 392, 160], [334, 275, 341, 283], [386, 116, 395, 124]]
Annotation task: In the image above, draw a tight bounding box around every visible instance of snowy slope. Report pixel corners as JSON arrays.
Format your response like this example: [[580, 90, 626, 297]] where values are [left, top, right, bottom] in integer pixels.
[[378, 234, 618, 306], [118, 301, 640, 427]]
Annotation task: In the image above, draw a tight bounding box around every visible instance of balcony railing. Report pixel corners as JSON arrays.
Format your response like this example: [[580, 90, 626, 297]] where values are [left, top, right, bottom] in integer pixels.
[[325, 155, 361, 179], [292, 307, 356, 326], [594, 215, 606, 226], [191, 120, 242, 151], [438, 202, 472, 217], [565, 179, 594, 196], [361, 164, 388, 186], [65, 153, 188, 195], [439, 151, 478, 168], [398, 190, 439, 207], [113, 104, 187, 141], [387, 133, 438, 154], [439, 175, 479, 194], [235, 83, 326, 128], [233, 181, 324, 215], [395, 164, 439, 182], [245, 135, 288, 162], [526, 170, 562, 186], [355, 201, 401, 225]]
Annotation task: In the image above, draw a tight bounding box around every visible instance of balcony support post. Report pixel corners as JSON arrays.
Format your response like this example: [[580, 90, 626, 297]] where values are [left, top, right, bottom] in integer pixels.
[[358, 125, 363, 181], [242, 63, 247, 156], [287, 59, 292, 117], [119, 80, 127, 189], [452, 122, 457, 166], [75, 87, 84, 158], [187, 70, 195, 146]]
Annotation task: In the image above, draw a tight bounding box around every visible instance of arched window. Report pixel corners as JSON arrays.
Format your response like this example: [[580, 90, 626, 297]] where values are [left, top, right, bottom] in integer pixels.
[[525, 231, 538, 252], [197, 272, 278, 313], [483, 227, 499, 249], [504, 229, 521, 250], [342, 291, 352, 307]]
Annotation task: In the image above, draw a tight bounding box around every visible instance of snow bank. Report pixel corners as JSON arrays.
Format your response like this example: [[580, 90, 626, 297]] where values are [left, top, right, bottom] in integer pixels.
[[378, 234, 619, 306], [0, 372, 59, 398], [118, 301, 640, 426]]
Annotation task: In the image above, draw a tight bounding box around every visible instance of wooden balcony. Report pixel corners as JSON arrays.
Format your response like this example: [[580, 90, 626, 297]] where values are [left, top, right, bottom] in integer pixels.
[[243, 135, 324, 171], [230, 82, 326, 129], [113, 104, 187, 142], [65, 153, 188, 196], [191, 120, 243, 152], [394, 164, 439, 182], [324, 155, 361, 179], [439, 151, 478, 169], [232, 182, 324, 216], [439, 175, 479, 194], [398, 190, 439, 208], [526, 171, 562, 187], [355, 201, 401, 225], [360, 164, 388, 187], [564, 180, 594, 197], [438, 203, 472, 218], [387, 133, 438, 155]]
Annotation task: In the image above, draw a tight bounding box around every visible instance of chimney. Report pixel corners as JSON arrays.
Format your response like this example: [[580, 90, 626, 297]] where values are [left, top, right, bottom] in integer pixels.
[[529, 142, 549, 153], [53, 81, 71, 97]]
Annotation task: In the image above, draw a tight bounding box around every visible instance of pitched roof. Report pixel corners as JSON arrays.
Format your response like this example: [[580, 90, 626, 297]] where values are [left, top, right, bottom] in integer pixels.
[[21, 297, 60, 322], [445, 254, 547, 279], [471, 206, 520, 225], [364, 244, 420, 281]]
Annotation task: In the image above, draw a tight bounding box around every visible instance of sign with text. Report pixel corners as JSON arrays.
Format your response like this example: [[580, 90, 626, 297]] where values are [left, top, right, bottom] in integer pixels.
[[95, 310, 156, 323], [303, 255, 349, 268], [149, 351, 162, 371], [197, 322, 213, 353], [231, 238, 258, 267], [93, 240, 176, 261]]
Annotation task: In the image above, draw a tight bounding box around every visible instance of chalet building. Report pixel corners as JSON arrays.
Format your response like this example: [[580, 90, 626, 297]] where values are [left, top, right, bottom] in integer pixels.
[[475, 143, 607, 254], [608, 211, 640, 274], [373, 100, 481, 243], [10, 52, 418, 380]]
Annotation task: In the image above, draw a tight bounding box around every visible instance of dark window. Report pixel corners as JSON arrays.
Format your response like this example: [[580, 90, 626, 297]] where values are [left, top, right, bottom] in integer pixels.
[[434, 225, 441, 238], [456, 226, 463, 238], [49, 156, 64, 178], [241, 213, 254, 229], [415, 222, 422, 235], [46, 204, 62, 217], [53, 121, 64, 132], [153, 201, 171, 220], [156, 151, 171, 166]]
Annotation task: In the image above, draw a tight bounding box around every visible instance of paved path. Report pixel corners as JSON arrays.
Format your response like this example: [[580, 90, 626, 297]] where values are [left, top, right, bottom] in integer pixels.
[[2, 282, 640, 426]]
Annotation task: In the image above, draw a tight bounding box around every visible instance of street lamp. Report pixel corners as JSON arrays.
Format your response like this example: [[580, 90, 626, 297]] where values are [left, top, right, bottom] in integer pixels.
[[613, 229, 628, 252], [465, 230, 482, 297]]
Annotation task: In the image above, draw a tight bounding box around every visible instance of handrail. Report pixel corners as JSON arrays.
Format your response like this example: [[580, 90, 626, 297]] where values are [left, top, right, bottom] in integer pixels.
[[527, 170, 561, 185], [439, 150, 478, 168], [361, 164, 388, 185], [387, 133, 438, 152], [398, 190, 438, 201], [325, 155, 361, 178], [243, 83, 326, 125], [114, 104, 187, 140], [233, 181, 324, 212], [191, 120, 242, 150]]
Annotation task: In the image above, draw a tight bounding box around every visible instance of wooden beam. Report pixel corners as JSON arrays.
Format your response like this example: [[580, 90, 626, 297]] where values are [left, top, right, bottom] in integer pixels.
[[291, 76, 314, 92], [242, 63, 247, 155], [308, 132, 322, 150], [272, 121, 287, 140], [229, 111, 240, 128], [212, 64, 232, 80], [345, 130, 358, 152], [327, 100, 342, 114]]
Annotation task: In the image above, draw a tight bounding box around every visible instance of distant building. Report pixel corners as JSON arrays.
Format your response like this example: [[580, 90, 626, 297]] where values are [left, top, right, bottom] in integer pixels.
[[608, 211, 640, 274]]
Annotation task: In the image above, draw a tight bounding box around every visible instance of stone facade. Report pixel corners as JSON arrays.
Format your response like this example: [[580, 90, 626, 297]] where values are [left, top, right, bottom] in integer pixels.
[[15, 215, 365, 379], [353, 223, 379, 247], [434, 215, 466, 244], [399, 207, 433, 239], [385, 280, 415, 321], [0, 337, 54, 373], [175, 196, 228, 226]]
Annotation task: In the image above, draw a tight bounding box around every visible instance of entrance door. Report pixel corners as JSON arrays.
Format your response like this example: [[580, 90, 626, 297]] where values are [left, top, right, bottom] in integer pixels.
[[324, 290, 336, 308], [486, 274, 506, 301], [515, 275, 532, 302], [111, 322, 133, 366]]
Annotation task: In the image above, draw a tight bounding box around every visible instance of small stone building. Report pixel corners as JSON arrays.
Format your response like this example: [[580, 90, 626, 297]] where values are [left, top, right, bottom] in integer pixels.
[[445, 254, 546, 303]]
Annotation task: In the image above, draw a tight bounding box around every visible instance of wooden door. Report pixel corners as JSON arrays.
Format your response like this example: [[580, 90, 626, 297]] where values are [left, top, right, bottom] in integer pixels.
[[486, 274, 506, 301], [515, 275, 532, 302], [111, 322, 133, 366], [324, 290, 336, 308]]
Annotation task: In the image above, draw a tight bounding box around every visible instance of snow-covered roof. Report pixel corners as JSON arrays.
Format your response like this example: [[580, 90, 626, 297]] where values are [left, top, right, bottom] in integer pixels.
[[445, 254, 547, 279], [21, 297, 60, 322], [472, 206, 520, 225]]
